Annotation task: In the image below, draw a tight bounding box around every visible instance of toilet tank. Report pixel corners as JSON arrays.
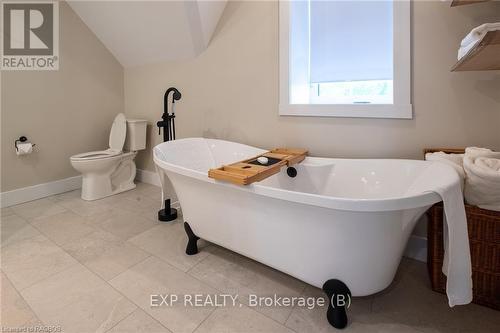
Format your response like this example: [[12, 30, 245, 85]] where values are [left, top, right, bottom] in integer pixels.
[[124, 119, 147, 151]]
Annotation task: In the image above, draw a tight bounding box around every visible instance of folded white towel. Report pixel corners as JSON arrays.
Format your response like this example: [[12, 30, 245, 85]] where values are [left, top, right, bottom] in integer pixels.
[[458, 22, 500, 60], [407, 163, 472, 307], [463, 147, 500, 211]]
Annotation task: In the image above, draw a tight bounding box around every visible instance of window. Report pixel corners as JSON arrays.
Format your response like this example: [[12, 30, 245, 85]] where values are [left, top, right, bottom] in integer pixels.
[[279, 0, 411, 118]]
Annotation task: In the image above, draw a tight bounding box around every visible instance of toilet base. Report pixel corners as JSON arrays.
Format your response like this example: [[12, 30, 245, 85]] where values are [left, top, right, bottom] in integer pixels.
[[80, 153, 137, 201], [81, 182, 136, 201], [81, 173, 113, 201]]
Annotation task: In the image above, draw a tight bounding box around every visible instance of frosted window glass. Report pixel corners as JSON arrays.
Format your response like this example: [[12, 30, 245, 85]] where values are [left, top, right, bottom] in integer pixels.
[[290, 0, 394, 105]]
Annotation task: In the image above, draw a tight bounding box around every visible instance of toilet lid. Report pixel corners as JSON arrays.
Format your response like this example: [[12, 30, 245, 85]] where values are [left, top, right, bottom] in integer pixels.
[[109, 113, 127, 151]]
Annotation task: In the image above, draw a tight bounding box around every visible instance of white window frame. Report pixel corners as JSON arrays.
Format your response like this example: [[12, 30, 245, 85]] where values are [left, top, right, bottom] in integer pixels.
[[279, 0, 412, 119]]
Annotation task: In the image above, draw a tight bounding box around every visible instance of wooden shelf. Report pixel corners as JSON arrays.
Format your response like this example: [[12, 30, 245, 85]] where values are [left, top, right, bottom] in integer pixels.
[[451, 0, 491, 7], [452, 30, 500, 71]]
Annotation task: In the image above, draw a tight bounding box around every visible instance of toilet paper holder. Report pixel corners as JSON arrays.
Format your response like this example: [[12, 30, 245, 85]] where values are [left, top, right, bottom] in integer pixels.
[[15, 136, 35, 152]]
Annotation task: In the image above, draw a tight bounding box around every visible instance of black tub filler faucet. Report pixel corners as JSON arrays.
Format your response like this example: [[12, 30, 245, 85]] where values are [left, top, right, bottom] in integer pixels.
[[157, 87, 181, 222], [157, 87, 181, 142]]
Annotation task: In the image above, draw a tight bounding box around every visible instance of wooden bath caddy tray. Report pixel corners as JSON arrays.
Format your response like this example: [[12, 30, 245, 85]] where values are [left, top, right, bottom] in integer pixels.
[[208, 148, 308, 185]]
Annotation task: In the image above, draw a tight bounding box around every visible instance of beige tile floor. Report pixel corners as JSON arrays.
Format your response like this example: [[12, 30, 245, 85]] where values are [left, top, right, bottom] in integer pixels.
[[1, 182, 499, 333]]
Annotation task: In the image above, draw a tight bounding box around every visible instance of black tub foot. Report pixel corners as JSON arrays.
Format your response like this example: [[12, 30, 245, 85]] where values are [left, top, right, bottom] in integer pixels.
[[184, 222, 200, 255], [322, 279, 351, 329]]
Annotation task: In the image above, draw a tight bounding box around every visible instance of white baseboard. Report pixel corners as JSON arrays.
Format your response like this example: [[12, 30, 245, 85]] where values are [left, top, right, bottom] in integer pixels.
[[136, 169, 161, 187], [404, 235, 427, 262], [1, 176, 82, 208]]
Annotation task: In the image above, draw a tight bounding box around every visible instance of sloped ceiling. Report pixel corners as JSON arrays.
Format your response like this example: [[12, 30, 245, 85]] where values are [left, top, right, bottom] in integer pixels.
[[67, 1, 227, 67]]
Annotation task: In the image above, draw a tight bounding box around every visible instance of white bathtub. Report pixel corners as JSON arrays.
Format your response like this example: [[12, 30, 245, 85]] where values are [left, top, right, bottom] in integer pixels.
[[153, 138, 445, 297]]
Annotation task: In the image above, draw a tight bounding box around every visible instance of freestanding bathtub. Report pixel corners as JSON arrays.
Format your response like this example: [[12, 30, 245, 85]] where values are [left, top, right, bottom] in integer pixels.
[[153, 138, 448, 328]]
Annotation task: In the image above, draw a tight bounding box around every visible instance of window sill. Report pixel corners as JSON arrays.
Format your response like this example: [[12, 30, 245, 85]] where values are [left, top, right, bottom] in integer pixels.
[[279, 104, 413, 119]]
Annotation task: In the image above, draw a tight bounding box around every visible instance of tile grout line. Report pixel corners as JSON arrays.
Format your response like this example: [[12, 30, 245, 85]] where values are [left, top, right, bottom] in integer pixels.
[[7, 228, 291, 333], [112, 242, 295, 333], [28, 215, 97, 249], [183, 245, 307, 330], [100, 254, 177, 333], [5, 190, 300, 333], [190, 307, 218, 333], [4, 195, 160, 331], [184, 245, 218, 275], [2, 210, 84, 292], [47, 251, 159, 333], [179, 241, 308, 331], [283, 307, 296, 330], [102, 308, 137, 333], [58, 234, 154, 283], [2, 190, 162, 331], [49, 194, 161, 246], [50, 261, 143, 332], [0, 268, 46, 327], [101, 300, 171, 333], [4, 191, 492, 332], [53, 220, 158, 296], [2, 225, 82, 329], [183, 253, 301, 331], [281, 281, 313, 329]]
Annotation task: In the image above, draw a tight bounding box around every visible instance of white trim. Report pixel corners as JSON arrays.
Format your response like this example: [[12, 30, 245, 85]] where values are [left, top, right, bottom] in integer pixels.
[[279, 0, 291, 109], [135, 168, 161, 187], [279, 0, 412, 119], [0, 176, 82, 208], [404, 235, 427, 263], [0, 170, 182, 211], [279, 104, 412, 119]]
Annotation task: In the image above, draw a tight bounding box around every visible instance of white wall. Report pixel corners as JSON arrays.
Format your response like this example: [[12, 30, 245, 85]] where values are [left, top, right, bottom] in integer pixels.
[[124, 0, 500, 240], [125, 1, 500, 174], [1, 2, 124, 192]]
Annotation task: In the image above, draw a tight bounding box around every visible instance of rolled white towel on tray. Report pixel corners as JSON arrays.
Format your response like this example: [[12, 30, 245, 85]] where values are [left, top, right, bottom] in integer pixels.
[[458, 22, 500, 60], [463, 147, 500, 211]]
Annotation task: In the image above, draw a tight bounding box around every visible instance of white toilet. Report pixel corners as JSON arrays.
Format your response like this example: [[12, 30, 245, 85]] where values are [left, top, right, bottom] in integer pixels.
[[70, 113, 147, 201]]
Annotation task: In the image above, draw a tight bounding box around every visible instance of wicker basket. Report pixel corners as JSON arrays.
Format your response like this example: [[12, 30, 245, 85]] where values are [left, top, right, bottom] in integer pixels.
[[424, 148, 500, 310]]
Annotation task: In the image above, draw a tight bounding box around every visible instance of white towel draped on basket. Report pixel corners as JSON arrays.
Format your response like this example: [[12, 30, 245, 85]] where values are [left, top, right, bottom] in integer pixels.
[[425, 151, 465, 189], [408, 163, 472, 307]]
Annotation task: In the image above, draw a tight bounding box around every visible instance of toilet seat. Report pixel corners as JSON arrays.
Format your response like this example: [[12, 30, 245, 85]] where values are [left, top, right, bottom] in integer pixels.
[[70, 149, 122, 161], [70, 114, 127, 162]]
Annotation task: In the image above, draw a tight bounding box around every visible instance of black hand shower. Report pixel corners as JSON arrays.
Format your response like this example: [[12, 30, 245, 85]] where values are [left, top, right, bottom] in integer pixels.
[[157, 87, 182, 222]]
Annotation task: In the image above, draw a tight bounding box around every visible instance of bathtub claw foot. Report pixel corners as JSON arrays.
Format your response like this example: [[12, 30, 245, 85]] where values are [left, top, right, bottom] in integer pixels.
[[184, 222, 200, 255], [323, 279, 351, 329]]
